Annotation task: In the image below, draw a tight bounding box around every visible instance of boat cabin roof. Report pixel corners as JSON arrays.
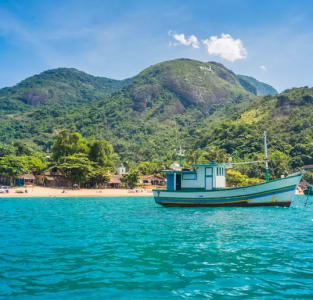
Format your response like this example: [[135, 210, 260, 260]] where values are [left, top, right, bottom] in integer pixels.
[[162, 162, 229, 175]]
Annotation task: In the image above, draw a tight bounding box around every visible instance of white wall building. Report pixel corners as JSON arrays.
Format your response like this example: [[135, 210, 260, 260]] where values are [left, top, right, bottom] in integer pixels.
[[117, 163, 127, 175]]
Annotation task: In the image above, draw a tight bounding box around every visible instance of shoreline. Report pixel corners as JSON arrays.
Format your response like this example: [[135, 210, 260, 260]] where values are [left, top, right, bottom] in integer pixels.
[[1, 186, 303, 198], [0, 186, 154, 198]]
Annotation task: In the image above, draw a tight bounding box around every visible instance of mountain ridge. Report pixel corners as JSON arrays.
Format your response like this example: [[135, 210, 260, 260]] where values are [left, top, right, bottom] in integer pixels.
[[0, 59, 277, 110], [0, 58, 283, 165], [0, 67, 131, 110], [237, 74, 277, 96]]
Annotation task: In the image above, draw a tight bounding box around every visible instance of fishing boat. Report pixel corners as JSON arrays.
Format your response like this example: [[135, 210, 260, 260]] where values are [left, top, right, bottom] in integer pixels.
[[153, 132, 304, 207]]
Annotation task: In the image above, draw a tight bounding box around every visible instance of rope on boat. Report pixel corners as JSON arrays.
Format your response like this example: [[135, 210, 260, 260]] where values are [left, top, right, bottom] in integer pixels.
[[224, 160, 265, 166], [302, 178, 313, 188], [301, 178, 313, 207]]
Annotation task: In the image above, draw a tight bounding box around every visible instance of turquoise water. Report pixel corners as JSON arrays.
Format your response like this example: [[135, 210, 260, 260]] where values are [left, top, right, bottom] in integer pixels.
[[1, 196, 313, 299]]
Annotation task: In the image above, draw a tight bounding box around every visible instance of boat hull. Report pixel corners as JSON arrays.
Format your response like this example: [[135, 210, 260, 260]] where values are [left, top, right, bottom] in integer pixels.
[[153, 173, 302, 207]]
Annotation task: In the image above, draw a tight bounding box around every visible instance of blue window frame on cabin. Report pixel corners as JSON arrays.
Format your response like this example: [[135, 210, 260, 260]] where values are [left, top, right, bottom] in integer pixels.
[[166, 173, 174, 190], [216, 167, 224, 176], [205, 167, 213, 190]]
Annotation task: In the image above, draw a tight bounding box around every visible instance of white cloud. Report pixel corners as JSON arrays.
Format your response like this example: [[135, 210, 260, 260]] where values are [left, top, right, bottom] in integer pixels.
[[260, 65, 267, 71], [202, 33, 247, 62], [171, 32, 200, 48]]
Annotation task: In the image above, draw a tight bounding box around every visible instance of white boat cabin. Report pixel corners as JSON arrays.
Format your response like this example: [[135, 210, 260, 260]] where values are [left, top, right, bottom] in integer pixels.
[[165, 163, 226, 191]]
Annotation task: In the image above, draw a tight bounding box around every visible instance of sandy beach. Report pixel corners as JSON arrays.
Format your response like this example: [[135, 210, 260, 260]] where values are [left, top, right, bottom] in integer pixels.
[[0, 186, 154, 198], [1, 185, 302, 197]]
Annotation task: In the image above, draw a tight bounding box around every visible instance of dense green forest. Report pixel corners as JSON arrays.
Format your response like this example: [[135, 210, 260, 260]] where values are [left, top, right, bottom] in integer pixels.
[[0, 58, 312, 183], [192, 87, 313, 180], [0, 59, 262, 157]]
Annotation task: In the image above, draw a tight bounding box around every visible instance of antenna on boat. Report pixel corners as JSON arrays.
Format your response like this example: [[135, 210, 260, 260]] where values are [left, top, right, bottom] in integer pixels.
[[175, 145, 185, 168], [174, 119, 185, 168], [264, 131, 270, 182]]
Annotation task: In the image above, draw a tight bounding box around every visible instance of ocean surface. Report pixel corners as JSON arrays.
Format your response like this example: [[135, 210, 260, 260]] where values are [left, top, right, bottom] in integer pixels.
[[1, 195, 313, 299]]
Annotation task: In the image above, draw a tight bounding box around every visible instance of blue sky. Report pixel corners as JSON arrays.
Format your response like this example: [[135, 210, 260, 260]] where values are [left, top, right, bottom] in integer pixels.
[[1, 0, 313, 91]]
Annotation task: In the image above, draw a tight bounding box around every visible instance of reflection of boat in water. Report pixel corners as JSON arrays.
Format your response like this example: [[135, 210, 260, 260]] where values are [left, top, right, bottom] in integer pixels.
[[153, 132, 304, 208]]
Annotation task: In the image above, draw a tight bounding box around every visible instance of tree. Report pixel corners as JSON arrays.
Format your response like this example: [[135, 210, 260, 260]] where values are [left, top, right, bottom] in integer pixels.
[[304, 171, 313, 184], [186, 149, 206, 165], [51, 131, 120, 186], [0, 155, 29, 185], [137, 161, 159, 175], [0, 143, 15, 157], [57, 153, 94, 185], [88, 139, 116, 169], [203, 146, 230, 163], [186, 146, 230, 165], [52, 131, 88, 162], [13, 141, 33, 156], [269, 150, 290, 179], [123, 169, 139, 188], [24, 156, 47, 174], [226, 169, 262, 187]]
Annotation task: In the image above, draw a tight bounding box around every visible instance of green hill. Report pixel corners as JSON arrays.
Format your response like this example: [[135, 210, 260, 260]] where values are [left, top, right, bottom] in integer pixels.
[[0, 59, 255, 153], [194, 87, 313, 179], [126, 59, 252, 114], [0, 68, 130, 112], [73, 59, 257, 162], [0, 58, 291, 168]]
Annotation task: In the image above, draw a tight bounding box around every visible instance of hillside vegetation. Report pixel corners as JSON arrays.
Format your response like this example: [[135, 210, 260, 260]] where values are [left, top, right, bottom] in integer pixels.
[[0, 59, 256, 159], [2, 58, 311, 181], [194, 87, 313, 179], [0, 68, 130, 112]]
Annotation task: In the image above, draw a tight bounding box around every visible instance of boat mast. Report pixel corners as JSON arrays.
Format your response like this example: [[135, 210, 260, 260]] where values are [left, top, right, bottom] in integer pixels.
[[264, 131, 270, 182], [174, 120, 185, 168], [176, 146, 185, 168]]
